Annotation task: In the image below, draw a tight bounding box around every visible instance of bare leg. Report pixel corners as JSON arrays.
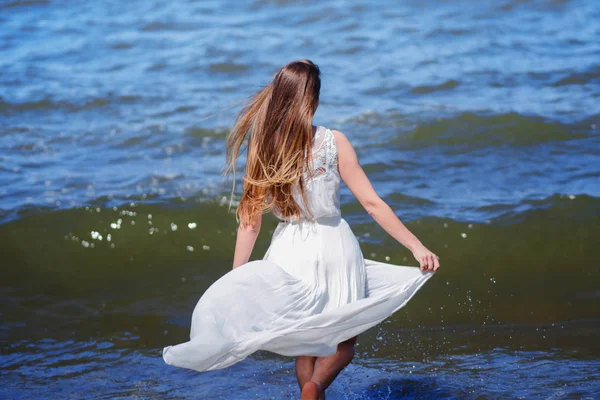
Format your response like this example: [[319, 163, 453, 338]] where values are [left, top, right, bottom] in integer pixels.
[[300, 381, 321, 400], [301, 336, 357, 400], [295, 356, 317, 390]]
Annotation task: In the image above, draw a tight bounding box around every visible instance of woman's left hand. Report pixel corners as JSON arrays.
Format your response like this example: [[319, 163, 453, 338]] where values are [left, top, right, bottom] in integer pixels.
[[412, 245, 440, 272]]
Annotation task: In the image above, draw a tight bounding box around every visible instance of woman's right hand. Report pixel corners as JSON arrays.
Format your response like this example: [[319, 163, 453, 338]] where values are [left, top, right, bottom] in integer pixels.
[[412, 245, 440, 272]]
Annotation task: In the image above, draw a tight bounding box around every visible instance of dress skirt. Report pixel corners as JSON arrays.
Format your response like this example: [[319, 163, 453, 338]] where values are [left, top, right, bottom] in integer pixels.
[[162, 216, 434, 372]]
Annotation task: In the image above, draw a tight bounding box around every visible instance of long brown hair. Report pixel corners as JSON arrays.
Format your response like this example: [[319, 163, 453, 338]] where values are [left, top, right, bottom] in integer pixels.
[[225, 59, 321, 226]]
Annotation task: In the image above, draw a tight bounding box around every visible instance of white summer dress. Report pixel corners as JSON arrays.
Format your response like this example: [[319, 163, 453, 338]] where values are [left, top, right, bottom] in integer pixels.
[[163, 126, 435, 372]]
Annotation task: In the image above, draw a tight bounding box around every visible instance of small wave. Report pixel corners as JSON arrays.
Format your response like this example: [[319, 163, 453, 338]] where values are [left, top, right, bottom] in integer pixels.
[[337, 22, 360, 32], [332, 46, 364, 55], [425, 28, 471, 38], [252, 0, 315, 8], [345, 110, 409, 128], [0, 98, 56, 113], [489, 193, 600, 224], [0, 0, 49, 10], [140, 22, 200, 32], [141, 22, 170, 32], [551, 65, 600, 87], [395, 112, 587, 148], [147, 62, 169, 72], [185, 126, 228, 138], [294, 14, 326, 26], [362, 160, 419, 174], [570, 170, 600, 181], [0, 96, 141, 114], [109, 42, 133, 50], [137, 173, 186, 186], [209, 63, 250, 73], [387, 192, 437, 206], [410, 79, 460, 95], [112, 135, 153, 150], [151, 105, 198, 119]]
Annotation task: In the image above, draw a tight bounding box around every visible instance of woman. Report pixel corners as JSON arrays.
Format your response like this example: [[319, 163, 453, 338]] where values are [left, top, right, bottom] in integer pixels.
[[163, 59, 440, 399]]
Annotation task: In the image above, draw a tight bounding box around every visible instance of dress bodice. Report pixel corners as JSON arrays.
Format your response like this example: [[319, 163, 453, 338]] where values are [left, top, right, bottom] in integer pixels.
[[274, 126, 341, 222]]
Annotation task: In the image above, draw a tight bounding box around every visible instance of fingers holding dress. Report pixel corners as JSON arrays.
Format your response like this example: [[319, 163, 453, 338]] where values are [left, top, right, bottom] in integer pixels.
[[433, 254, 440, 271], [413, 246, 440, 272]]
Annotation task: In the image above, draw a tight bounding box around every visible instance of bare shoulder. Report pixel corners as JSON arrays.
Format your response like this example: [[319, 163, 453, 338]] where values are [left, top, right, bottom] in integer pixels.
[[330, 129, 358, 162], [330, 129, 353, 150], [330, 129, 348, 142]]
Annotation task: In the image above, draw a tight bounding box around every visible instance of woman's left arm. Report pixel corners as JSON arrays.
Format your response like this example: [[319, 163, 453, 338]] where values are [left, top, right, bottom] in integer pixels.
[[232, 214, 262, 269]]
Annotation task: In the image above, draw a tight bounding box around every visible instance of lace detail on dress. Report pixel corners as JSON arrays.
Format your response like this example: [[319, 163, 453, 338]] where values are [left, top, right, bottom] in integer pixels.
[[274, 126, 341, 222], [324, 128, 338, 175], [306, 127, 338, 183]]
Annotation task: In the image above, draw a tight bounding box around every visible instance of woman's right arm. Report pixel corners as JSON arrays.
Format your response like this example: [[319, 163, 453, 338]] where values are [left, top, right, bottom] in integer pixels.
[[333, 130, 440, 272]]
